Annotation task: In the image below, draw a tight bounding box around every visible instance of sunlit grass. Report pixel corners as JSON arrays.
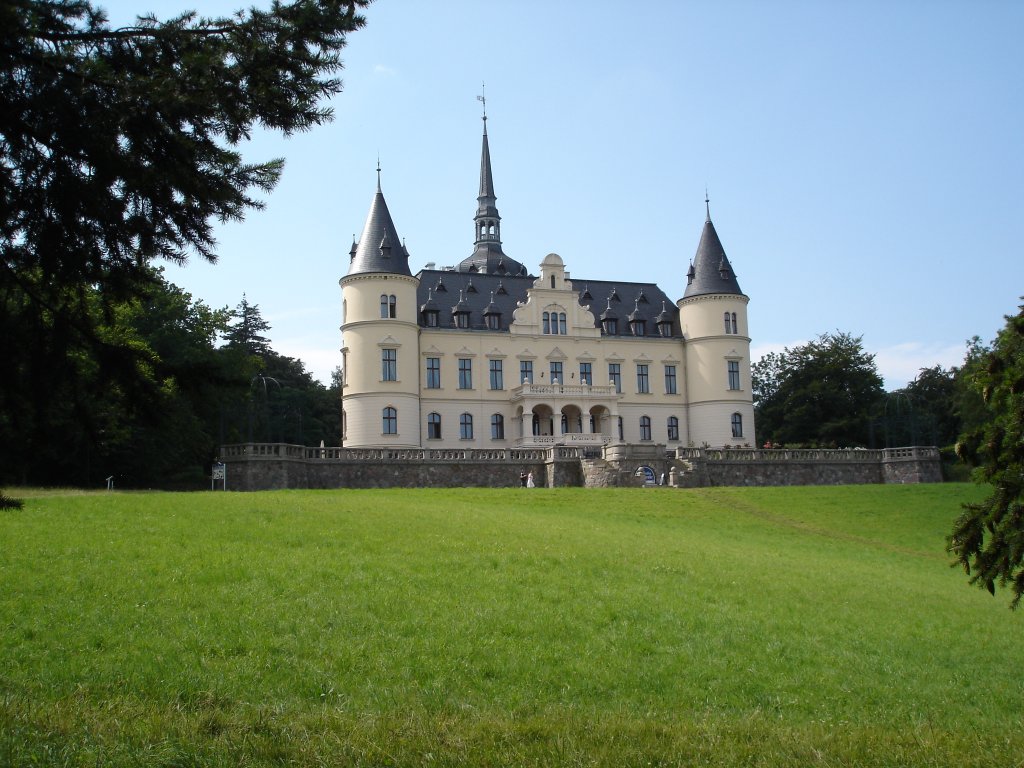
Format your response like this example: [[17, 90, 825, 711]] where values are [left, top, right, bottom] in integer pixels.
[[1, 484, 1021, 766]]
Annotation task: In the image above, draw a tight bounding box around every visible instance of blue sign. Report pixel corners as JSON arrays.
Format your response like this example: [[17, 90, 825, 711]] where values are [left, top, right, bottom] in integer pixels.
[[635, 465, 656, 485]]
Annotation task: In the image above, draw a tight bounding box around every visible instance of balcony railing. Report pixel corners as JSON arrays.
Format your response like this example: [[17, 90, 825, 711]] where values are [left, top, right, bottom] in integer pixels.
[[511, 381, 619, 400]]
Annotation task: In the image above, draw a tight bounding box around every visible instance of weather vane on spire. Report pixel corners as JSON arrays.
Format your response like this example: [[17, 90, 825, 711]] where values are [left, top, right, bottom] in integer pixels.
[[477, 82, 487, 125]]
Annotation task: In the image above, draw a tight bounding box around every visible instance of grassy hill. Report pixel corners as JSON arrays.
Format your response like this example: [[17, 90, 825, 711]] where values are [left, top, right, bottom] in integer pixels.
[[1, 484, 1021, 766]]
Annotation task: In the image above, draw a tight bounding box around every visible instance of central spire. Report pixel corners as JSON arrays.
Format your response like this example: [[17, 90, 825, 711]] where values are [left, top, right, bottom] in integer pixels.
[[458, 92, 528, 276]]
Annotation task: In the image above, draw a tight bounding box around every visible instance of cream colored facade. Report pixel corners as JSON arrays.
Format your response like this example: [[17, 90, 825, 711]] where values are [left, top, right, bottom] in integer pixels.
[[341, 252, 755, 450]]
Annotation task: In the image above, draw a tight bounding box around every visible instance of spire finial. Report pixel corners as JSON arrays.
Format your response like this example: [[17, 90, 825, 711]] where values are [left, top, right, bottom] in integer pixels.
[[476, 82, 487, 133], [705, 187, 710, 221], [376, 156, 382, 191]]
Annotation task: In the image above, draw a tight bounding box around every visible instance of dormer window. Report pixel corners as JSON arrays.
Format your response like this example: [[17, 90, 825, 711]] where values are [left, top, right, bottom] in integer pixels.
[[656, 301, 673, 337], [600, 299, 619, 335], [452, 290, 471, 329], [420, 288, 440, 327], [628, 299, 645, 336], [483, 292, 501, 330]]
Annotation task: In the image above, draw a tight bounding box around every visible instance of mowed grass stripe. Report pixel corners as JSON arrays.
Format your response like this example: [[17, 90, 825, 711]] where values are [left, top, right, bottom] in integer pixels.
[[1, 485, 1021, 766]]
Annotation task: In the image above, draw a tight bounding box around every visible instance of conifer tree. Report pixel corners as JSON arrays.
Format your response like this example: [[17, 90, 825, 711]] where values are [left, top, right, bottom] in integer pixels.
[[949, 301, 1024, 607]]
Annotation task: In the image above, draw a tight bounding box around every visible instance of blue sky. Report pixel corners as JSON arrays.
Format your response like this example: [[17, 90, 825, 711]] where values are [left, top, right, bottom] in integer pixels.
[[102, 0, 1023, 388]]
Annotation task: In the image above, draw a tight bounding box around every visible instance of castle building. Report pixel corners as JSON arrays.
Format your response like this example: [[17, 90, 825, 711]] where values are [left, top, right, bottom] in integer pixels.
[[339, 116, 754, 450]]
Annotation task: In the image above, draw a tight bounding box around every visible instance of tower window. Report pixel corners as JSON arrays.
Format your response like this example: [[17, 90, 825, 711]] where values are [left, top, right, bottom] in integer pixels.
[[731, 412, 743, 439], [382, 407, 397, 435], [727, 360, 740, 390], [381, 348, 397, 382], [381, 294, 396, 319]]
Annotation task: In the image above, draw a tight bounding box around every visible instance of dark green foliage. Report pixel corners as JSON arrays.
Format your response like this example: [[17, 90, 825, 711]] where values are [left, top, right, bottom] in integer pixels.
[[0, 270, 246, 486], [949, 301, 1024, 607], [752, 331, 885, 447], [0, 0, 364, 485], [220, 297, 340, 447]]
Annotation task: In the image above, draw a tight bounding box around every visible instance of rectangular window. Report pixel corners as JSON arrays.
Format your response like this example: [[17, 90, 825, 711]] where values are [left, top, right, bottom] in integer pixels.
[[667, 416, 679, 442], [637, 364, 649, 394], [640, 416, 652, 441], [579, 362, 592, 385], [665, 365, 677, 394], [458, 358, 473, 390], [609, 363, 621, 393], [520, 360, 533, 385], [489, 359, 503, 390], [728, 360, 740, 390], [382, 348, 397, 382], [425, 357, 440, 389], [550, 361, 563, 384]]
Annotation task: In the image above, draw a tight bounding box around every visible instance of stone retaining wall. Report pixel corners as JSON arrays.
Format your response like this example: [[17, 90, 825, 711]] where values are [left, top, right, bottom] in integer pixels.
[[218, 444, 942, 491]]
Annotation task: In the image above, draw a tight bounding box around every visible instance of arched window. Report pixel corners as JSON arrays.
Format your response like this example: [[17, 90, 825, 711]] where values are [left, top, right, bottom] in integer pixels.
[[559, 313, 567, 335], [460, 413, 474, 440], [542, 312, 550, 334], [731, 312, 738, 334], [427, 412, 442, 440], [639, 415, 652, 441], [667, 416, 679, 442], [382, 294, 390, 319], [491, 414, 504, 440], [380, 294, 397, 319], [724, 311, 731, 333], [731, 412, 743, 439], [382, 407, 397, 435], [550, 274, 556, 288]]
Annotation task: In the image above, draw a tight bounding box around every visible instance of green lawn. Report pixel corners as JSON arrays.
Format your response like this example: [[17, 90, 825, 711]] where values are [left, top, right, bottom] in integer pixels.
[[1, 484, 1021, 766]]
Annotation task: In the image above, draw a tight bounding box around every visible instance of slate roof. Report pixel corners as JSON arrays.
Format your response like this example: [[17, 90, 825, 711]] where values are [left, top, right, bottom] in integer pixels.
[[682, 204, 744, 298], [346, 181, 412, 277], [415, 270, 680, 338]]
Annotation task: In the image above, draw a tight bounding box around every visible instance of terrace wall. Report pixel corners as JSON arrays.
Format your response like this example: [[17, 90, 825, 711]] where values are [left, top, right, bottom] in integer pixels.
[[219, 444, 941, 491]]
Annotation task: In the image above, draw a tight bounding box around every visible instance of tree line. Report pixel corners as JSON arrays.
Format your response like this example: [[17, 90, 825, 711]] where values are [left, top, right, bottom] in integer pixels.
[[0, 273, 339, 488], [751, 330, 990, 456]]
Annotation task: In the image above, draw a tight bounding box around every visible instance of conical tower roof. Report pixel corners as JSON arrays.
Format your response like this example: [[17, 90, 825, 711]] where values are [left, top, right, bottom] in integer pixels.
[[347, 172, 412, 277], [683, 198, 744, 298]]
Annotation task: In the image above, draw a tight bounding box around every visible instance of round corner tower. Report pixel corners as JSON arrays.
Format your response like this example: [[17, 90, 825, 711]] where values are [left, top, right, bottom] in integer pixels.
[[677, 199, 756, 447], [339, 175, 421, 448]]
